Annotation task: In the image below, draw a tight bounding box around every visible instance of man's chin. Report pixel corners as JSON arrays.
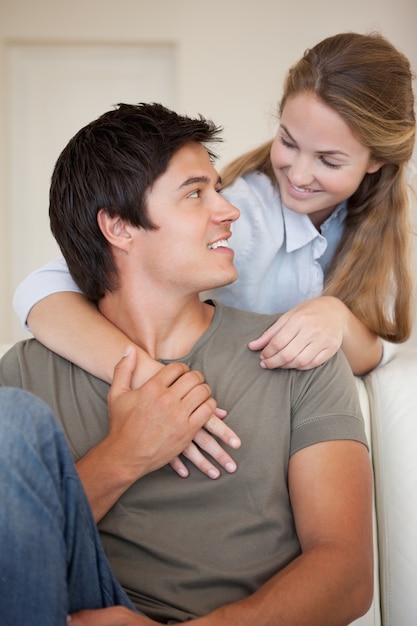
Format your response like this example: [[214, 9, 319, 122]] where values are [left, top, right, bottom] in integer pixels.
[[198, 272, 238, 297], [213, 270, 238, 289]]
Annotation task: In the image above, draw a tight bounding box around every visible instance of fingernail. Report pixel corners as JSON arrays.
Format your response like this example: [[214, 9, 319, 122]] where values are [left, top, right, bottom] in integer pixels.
[[260, 361, 266, 369], [229, 437, 240, 448], [123, 346, 132, 357], [208, 468, 220, 479], [178, 468, 188, 478], [225, 462, 237, 473]]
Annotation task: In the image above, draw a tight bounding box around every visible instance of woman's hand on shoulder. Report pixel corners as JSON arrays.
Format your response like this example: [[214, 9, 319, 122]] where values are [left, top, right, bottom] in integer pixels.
[[248, 295, 382, 375], [248, 296, 345, 370]]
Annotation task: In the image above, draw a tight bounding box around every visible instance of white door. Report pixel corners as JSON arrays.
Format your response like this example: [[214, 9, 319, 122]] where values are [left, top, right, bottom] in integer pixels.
[[3, 42, 176, 340]]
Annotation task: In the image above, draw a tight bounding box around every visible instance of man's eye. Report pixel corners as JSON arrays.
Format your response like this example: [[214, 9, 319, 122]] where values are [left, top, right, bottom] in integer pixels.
[[188, 190, 201, 198]]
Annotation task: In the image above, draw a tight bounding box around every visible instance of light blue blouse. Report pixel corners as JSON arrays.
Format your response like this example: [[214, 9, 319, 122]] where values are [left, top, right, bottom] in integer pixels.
[[14, 171, 347, 327], [201, 170, 347, 313]]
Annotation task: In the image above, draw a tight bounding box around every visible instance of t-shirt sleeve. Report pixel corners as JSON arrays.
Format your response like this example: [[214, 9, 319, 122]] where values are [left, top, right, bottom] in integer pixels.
[[13, 258, 82, 330], [0, 344, 23, 388], [289, 350, 368, 456]]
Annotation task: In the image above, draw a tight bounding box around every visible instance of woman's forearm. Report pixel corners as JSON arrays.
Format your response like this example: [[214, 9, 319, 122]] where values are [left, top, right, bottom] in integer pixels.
[[27, 292, 160, 385], [340, 302, 383, 375]]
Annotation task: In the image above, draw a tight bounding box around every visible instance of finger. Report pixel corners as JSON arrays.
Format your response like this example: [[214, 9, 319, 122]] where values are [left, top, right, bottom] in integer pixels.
[[247, 315, 288, 351], [260, 333, 311, 368], [147, 361, 192, 390], [259, 323, 302, 361], [214, 407, 227, 419], [108, 346, 138, 401], [167, 368, 210, 402], [260, 316, 318, 363], [180, 441, 221, 479], [192, 428, 238, 473], [167, 376, 215, 425], [262, 343, 330, 370], [169, 456, 190, 478], [203, 414, 241, 449], [186, 395, 218, 432], [146, 366, 211, 410], [288, 345, 335, 370]]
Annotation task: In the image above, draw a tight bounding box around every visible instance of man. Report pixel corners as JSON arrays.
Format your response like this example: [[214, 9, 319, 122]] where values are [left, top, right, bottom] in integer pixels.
[[0, 103, 373, 625]]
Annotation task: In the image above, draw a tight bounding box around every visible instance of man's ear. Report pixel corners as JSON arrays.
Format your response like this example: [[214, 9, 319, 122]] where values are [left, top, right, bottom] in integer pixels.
[[97, 209, 132, 249]]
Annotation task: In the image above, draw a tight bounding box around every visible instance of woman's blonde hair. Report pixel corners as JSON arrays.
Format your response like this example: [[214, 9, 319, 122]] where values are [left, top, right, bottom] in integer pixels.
[[222, 32, 416, 342]]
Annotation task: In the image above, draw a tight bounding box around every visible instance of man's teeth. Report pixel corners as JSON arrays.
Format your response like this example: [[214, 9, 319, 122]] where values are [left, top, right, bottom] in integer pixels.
[[208, 239, 228, 250]]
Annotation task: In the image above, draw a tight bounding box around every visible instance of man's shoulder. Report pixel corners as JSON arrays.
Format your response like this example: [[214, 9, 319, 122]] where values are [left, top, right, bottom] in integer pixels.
[[1, 337, 64, 366], [0, 338, 40, 380], [2, 338, 48, 356], [0, 338, 108, 393], [212, 302, 356, 393], [0, 339, 109, 460], [213, 302, 280, 340]]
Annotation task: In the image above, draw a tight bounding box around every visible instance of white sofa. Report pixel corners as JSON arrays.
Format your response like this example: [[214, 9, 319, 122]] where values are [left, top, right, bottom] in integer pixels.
[[1, 339, 416, 625], [353, 336, 417, 626]]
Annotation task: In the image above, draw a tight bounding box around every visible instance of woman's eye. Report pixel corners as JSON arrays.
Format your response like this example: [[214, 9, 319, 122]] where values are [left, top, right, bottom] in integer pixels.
[[321, 157, 342, 170], [279, 136, 296, 149]]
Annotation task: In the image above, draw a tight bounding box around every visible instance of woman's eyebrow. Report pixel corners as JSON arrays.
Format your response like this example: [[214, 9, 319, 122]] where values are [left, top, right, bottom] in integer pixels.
[[280, 123, 350, 157], [280, 123, 295, 142]]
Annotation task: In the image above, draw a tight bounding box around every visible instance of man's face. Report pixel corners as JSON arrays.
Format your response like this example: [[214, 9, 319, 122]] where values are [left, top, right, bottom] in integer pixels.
[[131, 142, 240, 297]]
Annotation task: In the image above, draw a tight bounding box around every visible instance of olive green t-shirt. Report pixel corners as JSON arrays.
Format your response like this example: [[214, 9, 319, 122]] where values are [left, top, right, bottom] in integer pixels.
[[0, 302, 367, 623]]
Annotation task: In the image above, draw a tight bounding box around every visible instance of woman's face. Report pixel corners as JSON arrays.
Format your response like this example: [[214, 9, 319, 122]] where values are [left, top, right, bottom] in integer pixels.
[[270, 92, 382, 228]]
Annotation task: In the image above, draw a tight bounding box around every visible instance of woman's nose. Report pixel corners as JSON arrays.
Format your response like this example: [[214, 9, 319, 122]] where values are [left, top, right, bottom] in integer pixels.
[[288, 155, 315, 187]]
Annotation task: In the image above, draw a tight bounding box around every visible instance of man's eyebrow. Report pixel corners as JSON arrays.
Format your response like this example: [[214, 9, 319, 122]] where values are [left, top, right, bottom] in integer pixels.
[[280, 124, 350, 157], [178, 175, 222, 189]]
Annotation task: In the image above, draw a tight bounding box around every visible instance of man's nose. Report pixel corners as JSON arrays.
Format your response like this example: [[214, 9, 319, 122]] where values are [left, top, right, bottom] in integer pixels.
[[213, 195, 240, 223]]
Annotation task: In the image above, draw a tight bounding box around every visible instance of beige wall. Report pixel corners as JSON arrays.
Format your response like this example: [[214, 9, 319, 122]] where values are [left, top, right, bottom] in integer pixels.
[[1, 0, 416, 342]]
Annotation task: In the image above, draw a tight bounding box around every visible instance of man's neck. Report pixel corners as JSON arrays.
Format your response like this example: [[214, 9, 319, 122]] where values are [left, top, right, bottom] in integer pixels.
[[99, 290, 215, 360]]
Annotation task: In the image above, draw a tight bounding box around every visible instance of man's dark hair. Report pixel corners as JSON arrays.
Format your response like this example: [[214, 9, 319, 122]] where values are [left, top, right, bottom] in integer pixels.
[[49, 102, 222, 300]]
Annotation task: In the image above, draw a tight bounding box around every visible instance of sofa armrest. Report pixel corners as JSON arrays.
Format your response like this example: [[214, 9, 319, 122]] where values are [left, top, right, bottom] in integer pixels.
[[364, 344, 417, 626]]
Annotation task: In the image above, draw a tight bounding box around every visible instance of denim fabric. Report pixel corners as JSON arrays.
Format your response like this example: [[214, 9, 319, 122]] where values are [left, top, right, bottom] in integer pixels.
[[0, 387, 135, 626]]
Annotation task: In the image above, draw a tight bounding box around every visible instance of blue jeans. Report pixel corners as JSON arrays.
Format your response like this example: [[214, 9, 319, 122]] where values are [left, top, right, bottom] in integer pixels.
[[0, 387, 136, 626]]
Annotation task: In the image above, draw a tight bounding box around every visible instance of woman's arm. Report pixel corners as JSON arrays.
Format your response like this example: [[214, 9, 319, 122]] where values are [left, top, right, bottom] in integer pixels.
[[248, 295, 383, 376], [14, 259, 149, 384], [28, 292, 158, 386]]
